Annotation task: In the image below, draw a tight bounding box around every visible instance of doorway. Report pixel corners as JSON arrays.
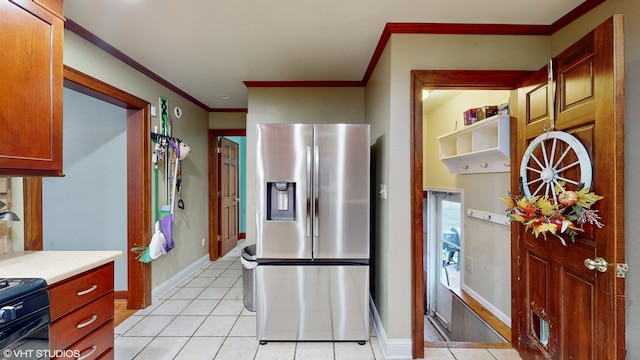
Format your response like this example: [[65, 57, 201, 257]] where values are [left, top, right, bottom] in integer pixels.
[[27, 66, 152, 309], [42, 87, 128, 292], [208, 129, 246, 260], [410, 70, 532, 358], [411, 16, 625, 357], [424, 189, 463, 341]]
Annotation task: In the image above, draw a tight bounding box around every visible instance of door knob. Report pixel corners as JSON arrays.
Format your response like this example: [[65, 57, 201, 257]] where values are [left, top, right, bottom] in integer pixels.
[[584, 257, 610, 273]]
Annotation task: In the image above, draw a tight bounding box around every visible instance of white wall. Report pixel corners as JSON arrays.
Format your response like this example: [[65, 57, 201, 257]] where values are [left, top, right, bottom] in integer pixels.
[[424, 90, 512, 320], [43, 88, 128, 290], [364, 44, 394, 344], [64, 31, 211, 289], [209, 112, 246, 129]]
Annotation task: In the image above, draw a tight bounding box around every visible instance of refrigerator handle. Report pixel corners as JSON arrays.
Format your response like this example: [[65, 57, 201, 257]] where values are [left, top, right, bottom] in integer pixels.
[[314, 145, 319, 239], [306, 146, 312, 238]]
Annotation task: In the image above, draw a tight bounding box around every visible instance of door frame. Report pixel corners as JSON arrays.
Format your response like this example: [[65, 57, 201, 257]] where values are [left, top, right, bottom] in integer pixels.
[[410, 70, 533, 358], [208, 128, 246, 261], [26, 65, 152, 309]]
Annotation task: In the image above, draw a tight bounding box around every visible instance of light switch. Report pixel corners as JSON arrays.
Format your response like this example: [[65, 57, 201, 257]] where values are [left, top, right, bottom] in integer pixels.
[[379, 184, 387, 199]]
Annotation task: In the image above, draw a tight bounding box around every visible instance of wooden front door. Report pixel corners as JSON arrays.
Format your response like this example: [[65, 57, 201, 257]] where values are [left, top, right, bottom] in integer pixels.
[[219, 137, 239, 257], [513, 16, 625, 359]]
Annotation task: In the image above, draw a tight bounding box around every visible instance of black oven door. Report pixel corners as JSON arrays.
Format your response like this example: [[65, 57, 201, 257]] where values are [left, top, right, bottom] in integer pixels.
[[0, 308, 50, 359]]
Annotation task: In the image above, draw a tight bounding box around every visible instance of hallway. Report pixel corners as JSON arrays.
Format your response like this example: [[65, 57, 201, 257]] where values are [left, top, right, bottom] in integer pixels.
[[114, 242, 522, 359]]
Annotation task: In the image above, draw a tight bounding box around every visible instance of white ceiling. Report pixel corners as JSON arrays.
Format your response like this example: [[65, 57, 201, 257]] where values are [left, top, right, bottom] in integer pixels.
[[64, 0, 585, 110]]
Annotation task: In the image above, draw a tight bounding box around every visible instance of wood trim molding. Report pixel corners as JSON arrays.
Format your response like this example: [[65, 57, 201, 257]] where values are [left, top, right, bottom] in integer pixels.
[[363, 2, 604, 84], [413, 70, 534, 90], [385, 23, 549, 35], [243, 81, 363, 87], [450, 288, 512, 342], [113, 290, 129, 300], [62, 65, 152, 310], [425, 342, 514, 349], [210, 108, 248, 113], [410, 69, 533, 359], [208, 130, 220, 261], [23, 178, 43, 251], [64, 19, 210, 112], [64, 66, 147, 108], [66, 3, 603, 111], [410, 71, 425, 358], [549, 0, 606, 34]]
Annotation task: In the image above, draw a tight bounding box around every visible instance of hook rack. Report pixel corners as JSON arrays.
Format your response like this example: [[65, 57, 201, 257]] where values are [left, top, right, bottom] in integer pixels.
[[151, 132, 182, 144], [466, 208, 510, 227]]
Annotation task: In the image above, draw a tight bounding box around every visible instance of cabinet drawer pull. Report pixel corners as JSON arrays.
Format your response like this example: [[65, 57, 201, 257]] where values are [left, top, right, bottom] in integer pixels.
[[76, 284, 98, 296], [77, 345, 98, 360], [76, 314, 98, 329]]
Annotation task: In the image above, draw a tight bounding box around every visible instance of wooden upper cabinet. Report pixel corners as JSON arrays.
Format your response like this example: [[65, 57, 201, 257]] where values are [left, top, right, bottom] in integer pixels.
[[0, 0, 64, 176]]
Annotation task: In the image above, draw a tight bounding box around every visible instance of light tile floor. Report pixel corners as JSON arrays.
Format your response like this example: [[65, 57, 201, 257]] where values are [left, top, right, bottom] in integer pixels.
[[114, 242, 522, 359]]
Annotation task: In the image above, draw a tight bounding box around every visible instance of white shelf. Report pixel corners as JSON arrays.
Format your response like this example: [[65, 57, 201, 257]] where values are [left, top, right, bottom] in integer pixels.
[[437, 114, 511, 174]]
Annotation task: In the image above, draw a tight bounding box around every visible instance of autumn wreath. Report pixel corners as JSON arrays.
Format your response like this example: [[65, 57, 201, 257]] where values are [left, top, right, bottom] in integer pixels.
[[501, 183, 603, 246]]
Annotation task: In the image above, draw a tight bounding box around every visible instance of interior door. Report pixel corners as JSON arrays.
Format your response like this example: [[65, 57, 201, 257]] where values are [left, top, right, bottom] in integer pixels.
[[426, 190, 462, 334], [219, 137, 239, 257], [513, 16, 625, 359]]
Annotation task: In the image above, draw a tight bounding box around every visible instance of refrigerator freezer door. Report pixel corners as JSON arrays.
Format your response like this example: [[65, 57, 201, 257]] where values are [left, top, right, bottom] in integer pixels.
[[313, 124, 370, 260], [257, 124, 313, 260], [256, 264, 369, 341]]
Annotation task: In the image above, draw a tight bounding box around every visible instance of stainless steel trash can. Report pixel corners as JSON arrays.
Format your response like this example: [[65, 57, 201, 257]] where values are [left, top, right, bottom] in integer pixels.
[[241, 244, 257, 312]]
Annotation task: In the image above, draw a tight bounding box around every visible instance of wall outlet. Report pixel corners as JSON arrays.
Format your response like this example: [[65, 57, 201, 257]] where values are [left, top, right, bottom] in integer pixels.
[[465, 256, 473, 273], [201, 238, 206, 247]]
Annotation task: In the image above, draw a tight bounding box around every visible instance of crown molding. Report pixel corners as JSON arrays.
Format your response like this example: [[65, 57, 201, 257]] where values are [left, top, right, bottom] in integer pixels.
[[65, 0, 604, 111]]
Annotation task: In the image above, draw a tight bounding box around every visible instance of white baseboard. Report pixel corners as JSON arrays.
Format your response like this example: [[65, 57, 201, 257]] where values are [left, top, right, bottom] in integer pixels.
[[461, 284, 512, 326], [152, 254, 210, 301], [369, 296, 413, 360]]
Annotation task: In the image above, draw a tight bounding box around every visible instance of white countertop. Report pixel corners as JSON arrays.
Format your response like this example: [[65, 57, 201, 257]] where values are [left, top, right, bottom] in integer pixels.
[[0, 251, 122, 285]]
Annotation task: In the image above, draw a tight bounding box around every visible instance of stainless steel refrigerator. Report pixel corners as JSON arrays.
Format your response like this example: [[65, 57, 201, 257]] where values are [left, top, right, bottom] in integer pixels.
[[255, 123, 370, 344]]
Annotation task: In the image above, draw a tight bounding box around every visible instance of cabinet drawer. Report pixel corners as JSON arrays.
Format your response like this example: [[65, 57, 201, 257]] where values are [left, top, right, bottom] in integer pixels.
[[50, 292, 114, 351], [54, 320, 114, 360], [49, 263, 114, 321]]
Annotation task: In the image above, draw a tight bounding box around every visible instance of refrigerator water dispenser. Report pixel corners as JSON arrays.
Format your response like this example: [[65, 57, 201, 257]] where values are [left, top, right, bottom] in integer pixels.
[[266, 182, 296, 221]]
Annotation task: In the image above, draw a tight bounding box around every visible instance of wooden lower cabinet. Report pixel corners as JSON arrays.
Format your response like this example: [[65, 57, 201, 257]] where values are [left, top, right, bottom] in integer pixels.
[[95, 347, 114, 360], [49, 262, 115, 359], [53, 321, 114, 360]]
